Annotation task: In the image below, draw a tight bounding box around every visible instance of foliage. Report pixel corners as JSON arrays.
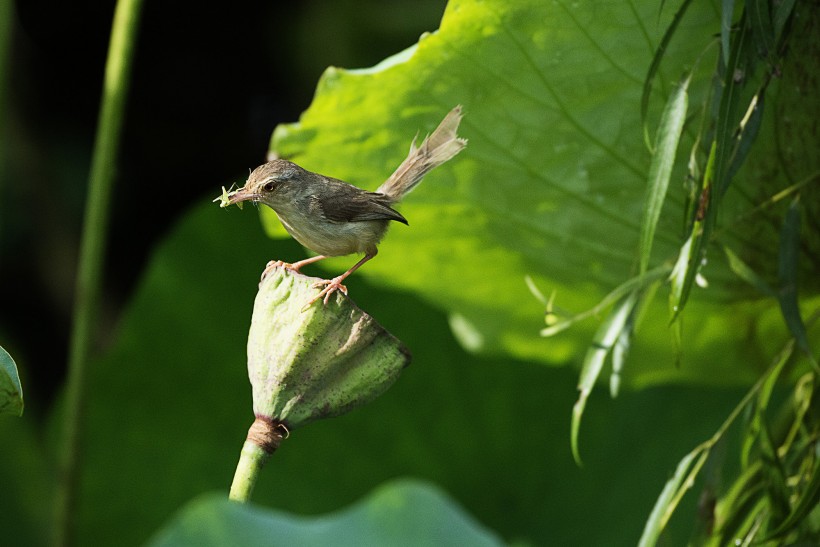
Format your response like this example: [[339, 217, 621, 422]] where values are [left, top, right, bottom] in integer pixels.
[[267, 0, 820, 540], [266, 0, 819, 389], [1, 0, 818, 545]]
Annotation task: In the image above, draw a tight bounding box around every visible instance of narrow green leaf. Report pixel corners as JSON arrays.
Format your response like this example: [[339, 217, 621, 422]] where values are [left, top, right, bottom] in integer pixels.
[[757, 338, 791, 411], [572, 292, 639, 465], [670, 141, 716, 321], [721, 0, 735, 63], [609, 325, 630, 398], [748, 0, 775, 61], [713, 17, 754, 200], [713, 464, 766, 545], [668, 232, 695, 320], [638, 448, 706, 547], [777, 197, 818, 368], [611, 279, 662, 397], [641, 0, 695, 150], [757, 420, 790, 523], [722, 245, 776, 298], [762, 441, 820, 541], [639, 75, 690, 274], [741, 341, 794, 470], [541, 265, 669, 337], [778, 372, 813, 454], [726, 92, 765, 183], [0, 345, 23, 417], [773, 0, 797, 40]]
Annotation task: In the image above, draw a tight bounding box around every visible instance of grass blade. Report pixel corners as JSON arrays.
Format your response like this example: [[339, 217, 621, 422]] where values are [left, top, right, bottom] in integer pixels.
[[638, 447, 707, 547], [764, 459, 820, 541], [571, 292, 639, 465], [748, 0, 775, 61], [713, 463, 765, 545], [721, 0, 735, 63], [641, 0, 695, 150], [726, 92, 764, 183], [639, 75, 690, 274], [773, 0, 797, 39], [540, 265, 670, 337], [722, 245, 776, 298], [777, 197, 818, 368], [669, 140, 715, 322]]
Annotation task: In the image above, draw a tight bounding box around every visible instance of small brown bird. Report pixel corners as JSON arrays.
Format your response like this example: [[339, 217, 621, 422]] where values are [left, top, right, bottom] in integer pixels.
[[221, 106, 467, 306]]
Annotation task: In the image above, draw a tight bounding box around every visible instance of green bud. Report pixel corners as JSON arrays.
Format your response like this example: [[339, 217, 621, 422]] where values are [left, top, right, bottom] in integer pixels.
[[246, 266, 411, 429]]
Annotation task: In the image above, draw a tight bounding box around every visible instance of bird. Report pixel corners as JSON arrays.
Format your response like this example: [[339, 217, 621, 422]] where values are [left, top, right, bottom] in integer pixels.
[[220, 105, 467, 306]]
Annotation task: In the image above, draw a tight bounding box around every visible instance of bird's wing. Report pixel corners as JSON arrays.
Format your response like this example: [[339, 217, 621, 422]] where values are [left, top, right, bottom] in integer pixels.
[[311, 181, 408, 225]]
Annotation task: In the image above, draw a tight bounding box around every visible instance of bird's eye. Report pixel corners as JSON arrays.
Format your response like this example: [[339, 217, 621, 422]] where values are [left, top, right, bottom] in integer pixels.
[[263, 181, 277, 192]]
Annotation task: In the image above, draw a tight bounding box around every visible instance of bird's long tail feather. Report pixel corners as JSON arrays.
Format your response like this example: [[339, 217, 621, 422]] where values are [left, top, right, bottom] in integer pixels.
[[376, 105, 467, 201]]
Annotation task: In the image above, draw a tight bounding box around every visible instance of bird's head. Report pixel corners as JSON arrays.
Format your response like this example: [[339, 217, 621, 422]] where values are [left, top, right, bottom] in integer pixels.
[[220, 159, 313, 210]]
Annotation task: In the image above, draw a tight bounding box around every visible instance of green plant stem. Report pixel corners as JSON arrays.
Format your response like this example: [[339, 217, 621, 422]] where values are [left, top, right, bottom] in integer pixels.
[[229, 441, 273, 502], [229, 417, 286, 503], [56, 0, 144, 545]]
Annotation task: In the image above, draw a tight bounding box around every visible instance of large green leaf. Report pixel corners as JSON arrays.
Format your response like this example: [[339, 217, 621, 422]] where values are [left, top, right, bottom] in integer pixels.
[[52, 200, 742, 546], [0, 416, 52, 546], [148, 479, 502, 547], [261, 0, 817, 385]]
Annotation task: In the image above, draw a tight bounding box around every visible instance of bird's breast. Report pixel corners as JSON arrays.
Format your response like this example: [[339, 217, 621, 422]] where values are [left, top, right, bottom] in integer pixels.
[[277, 212, 389, 257]]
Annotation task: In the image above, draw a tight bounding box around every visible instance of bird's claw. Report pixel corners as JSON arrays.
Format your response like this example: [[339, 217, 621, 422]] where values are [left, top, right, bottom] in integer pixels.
[[260, 260, 300, 283], [304, 277, 348, 308]]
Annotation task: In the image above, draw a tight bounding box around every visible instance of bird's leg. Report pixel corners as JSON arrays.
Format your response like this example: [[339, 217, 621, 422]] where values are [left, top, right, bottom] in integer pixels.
[[261, 254, 327, 281], [306, 250, 377, 307]]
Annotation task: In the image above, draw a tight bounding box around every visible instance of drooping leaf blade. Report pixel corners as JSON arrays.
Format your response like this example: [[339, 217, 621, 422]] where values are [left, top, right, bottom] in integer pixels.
[[639, 74, 690, 274], [669, 141, 715, 321], [641, 0, 695, 150], [723, 244, 776, 298], [761, 424, 820, 541], [638, 448, 706, 547], [571, 292, 639, 465], [747, 0, 775, 62], [777, 198, 817, 367], [721, 0, 735, 63]]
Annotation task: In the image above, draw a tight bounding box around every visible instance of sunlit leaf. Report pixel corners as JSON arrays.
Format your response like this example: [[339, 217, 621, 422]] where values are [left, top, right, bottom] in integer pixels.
[[263, 0, 795, 387], [641, 0, 695, 150], [670, 140, 714, 322], [639, 74, 690, 274]]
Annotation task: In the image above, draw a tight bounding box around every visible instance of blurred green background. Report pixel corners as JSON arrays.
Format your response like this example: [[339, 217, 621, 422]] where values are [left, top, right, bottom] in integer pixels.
[[1, 0, 817, 545]]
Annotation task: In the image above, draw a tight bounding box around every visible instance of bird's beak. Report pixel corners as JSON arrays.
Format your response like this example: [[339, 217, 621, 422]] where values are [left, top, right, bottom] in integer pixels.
[[227, 187, 258, 205], [215, 185, 259, 209]]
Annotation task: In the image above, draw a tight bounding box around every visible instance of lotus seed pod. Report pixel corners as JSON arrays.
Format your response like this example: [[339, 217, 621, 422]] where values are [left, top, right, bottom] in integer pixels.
[[246, 266, 411, 429]]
